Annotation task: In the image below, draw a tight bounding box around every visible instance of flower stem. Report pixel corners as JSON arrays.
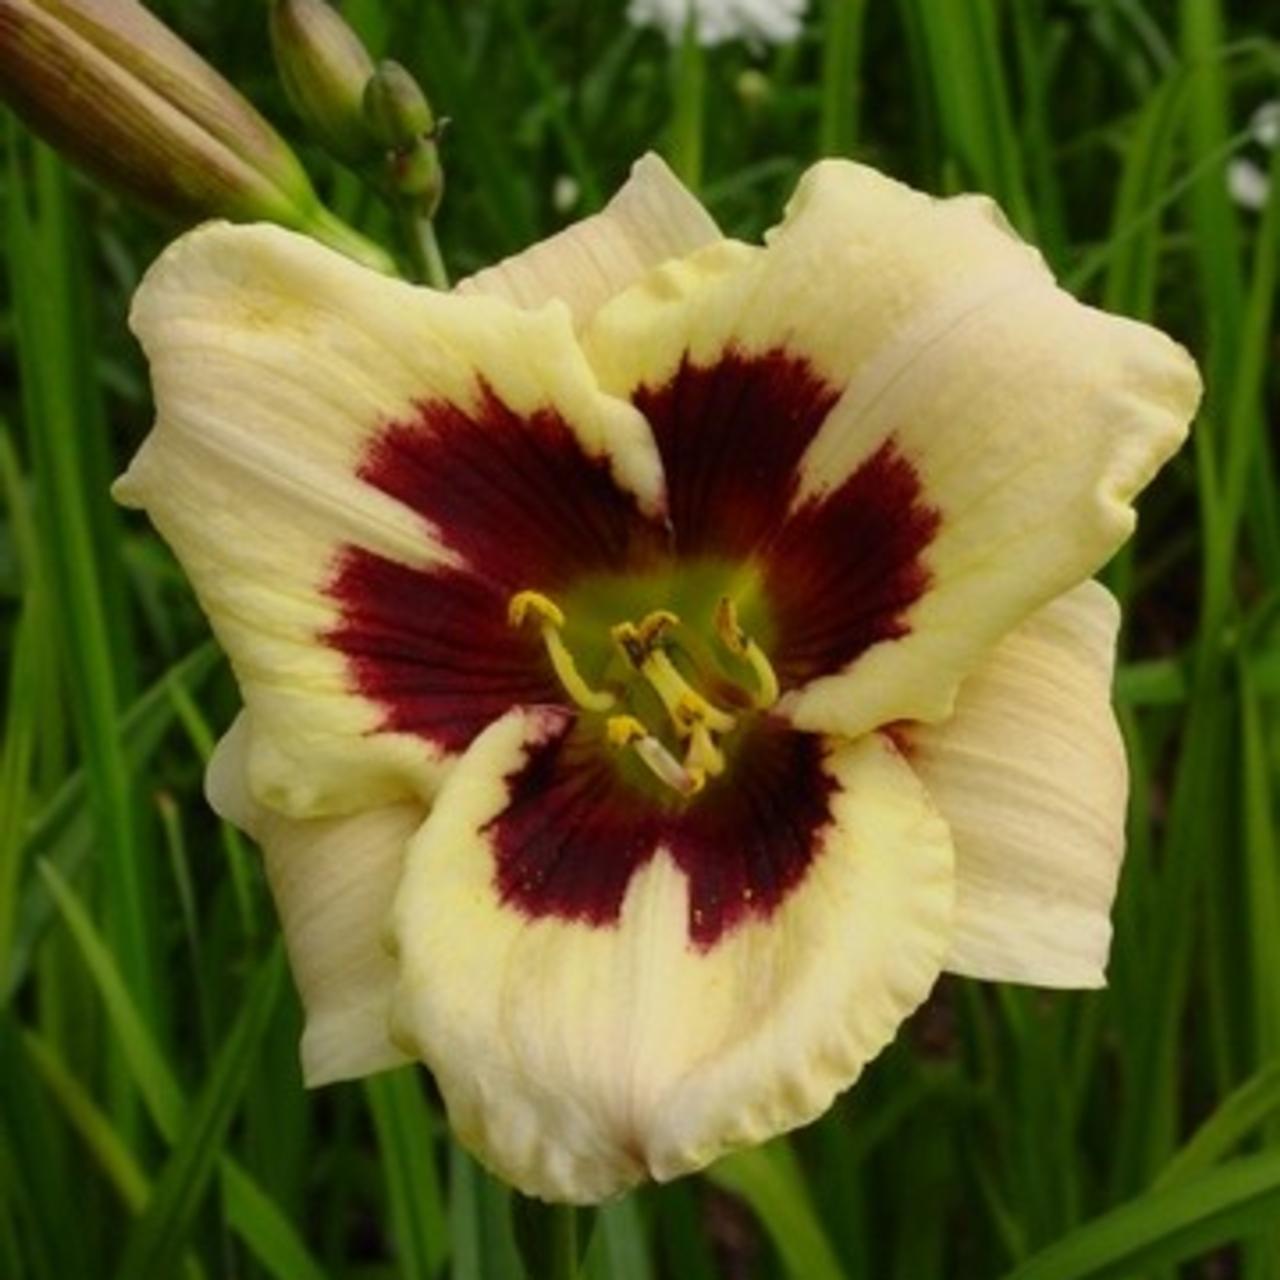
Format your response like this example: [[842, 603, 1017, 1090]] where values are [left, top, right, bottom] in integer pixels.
[[513, 1196, 589, 1279], [304, 205, 398, 274], [669, 18, 704, 191], [549, 1205, 579, 1280], [398, 207, 451, 289]]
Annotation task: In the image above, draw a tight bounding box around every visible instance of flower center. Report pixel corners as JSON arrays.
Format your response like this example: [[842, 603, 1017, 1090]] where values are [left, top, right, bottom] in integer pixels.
[[508, 585, 780, 799]]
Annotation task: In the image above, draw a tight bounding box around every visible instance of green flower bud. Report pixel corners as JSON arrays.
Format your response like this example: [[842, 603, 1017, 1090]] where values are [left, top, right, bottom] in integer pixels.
[[270, 0, 377, 166], [0, 0, 392, 271], [388, 143, 444, 218], [735, 68, 772, 111], [363, 59, 435, 150]]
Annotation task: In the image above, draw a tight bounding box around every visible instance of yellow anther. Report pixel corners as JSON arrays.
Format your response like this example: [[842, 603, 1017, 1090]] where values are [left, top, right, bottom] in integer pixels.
[[714, 596, 780, 709], [610, 620, 647, 667], [509, 589, 564, 629], [607, 714, 705, 795], [636, 609, 679, 646], [713, 596, 746, 655], [606, 714, 647, 747], [509, 588, 614, 713]]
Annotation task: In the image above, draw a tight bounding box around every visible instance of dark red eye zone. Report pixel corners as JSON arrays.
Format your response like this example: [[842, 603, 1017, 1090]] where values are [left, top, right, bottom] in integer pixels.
[[633, 347, 941, 686], [323, 378, 662, 751], [632, 346, 840, 558], [763, 441, 941, 687], [353, 379, 663, 591], [325, 549, 559, 753], [489, 709, 838, 949], [321, 352, 938, 927]]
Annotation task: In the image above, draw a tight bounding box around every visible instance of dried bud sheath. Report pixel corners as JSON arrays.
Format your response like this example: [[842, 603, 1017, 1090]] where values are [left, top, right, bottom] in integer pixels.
[[0, 0, 308, 220], [0, 0, 392, 269]]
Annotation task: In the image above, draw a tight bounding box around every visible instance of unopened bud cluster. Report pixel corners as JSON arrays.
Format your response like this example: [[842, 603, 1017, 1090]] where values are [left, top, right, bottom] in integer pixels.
[[269, 0, 443, 218]]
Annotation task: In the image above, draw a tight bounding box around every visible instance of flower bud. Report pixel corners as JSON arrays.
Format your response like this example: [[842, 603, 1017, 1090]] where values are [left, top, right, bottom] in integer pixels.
[[0, 0, 392, 270], [362, 59, 435, 150], [735, 68, 772, 111], [270, 0, 377, 166], [387, 143, 444, 217], [362, 60, 443, 220]]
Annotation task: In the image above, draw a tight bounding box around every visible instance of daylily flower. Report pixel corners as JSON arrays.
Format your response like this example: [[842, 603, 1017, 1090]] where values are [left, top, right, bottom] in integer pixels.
[[115, 154, 1200, 1203]]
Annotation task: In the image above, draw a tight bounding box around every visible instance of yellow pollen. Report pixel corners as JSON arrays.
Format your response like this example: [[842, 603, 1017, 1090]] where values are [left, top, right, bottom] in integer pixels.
[[636, 609, 679, 646], [605, 713, 647, 746], [508, 590, 564, 629], [509, 589, 615, 712], [714, 596, 780, 709]]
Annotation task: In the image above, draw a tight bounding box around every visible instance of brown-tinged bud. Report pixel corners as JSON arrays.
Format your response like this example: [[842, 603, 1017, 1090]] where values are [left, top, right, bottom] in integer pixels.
[[0, 0, 392, 270], [387, 143, 444, 217], [362, 60, 442, 219], [270, 0, 377, 165], [362, 59, 434, 149]]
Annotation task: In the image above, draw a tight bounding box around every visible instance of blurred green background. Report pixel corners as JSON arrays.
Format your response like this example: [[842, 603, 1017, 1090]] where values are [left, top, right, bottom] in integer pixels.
[[2, 0, 1280, 1276]]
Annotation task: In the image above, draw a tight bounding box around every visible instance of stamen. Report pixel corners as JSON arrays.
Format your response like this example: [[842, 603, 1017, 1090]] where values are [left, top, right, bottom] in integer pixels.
[[508, 590, 565, 630], [650, 652, 737, 734], [685, 721, 726, 778], [715, 597, 780, 709], [606, 714, 705, 795], [509, 589, 615, 713], [611, 621, 736, 737], [636, 609, 678, 646]]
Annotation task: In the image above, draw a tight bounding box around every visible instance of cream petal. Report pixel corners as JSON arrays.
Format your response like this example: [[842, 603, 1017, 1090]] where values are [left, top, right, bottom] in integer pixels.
[[115, 221, 667, 816], [581, 160, 1200, 739], [904, 581, 1127, 987], [207, 715, 422, 1083], [457, 153, 721, 323], [388, 707, 953, 1203]]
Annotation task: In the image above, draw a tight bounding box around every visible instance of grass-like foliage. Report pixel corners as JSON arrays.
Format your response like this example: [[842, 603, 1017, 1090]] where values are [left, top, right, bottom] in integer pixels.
[[2, 0, 1279, 1276]]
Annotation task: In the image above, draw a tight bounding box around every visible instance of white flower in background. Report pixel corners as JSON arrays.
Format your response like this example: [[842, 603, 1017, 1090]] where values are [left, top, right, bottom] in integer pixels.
[[1227, 100, 1278, 214], [552, 174, 580, 215], [1227, 158, 1270, 212], [1251, 101, 1280, 149], [627, 0, 806, 47]]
